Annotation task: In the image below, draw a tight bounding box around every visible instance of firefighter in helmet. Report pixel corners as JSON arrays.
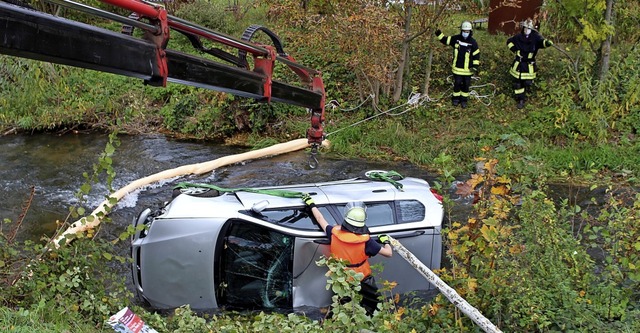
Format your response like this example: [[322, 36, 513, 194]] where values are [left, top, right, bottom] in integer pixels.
[[434, 21, 481, 108], [302, 196, 393, 316], [507, 19, 554, 109]]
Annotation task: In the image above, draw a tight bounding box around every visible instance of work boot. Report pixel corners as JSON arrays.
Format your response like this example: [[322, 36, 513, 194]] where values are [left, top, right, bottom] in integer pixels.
[[452, 99, 460, 106], [461, 101, 467, 109], [517, 99, 525, 109]]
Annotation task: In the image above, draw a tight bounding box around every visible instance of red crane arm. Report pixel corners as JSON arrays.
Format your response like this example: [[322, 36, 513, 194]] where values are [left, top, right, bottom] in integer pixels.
[[0, 0, 326, 147]]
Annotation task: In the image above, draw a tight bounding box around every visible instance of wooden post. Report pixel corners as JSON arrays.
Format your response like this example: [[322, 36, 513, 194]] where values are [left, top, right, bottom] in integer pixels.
[[51, 138, 329, 247], [389, 237, 502, 333]]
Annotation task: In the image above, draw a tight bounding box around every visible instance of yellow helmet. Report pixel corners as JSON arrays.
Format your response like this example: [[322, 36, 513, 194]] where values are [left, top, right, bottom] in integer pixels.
[[461, 21, 472, 31], [342, 201, 368, 234]]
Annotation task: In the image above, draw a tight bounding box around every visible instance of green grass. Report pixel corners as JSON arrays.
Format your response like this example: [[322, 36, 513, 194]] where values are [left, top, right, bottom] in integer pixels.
[[0, 305, 107, 333]]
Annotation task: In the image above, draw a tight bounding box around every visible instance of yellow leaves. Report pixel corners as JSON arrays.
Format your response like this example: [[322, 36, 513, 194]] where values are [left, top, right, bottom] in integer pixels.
[[491, 184, 509, 196], [480, 224, 499, 244], [468, 173, 484, 190], [509, 244, 525, 254], [383, 280, 398, 290], [428, 303, 442, 316], [467, 278, 478, 292], [394, 306, 405, 321]]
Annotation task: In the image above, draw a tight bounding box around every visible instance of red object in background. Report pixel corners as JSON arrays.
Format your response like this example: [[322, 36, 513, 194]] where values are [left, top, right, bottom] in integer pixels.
[[488, 0, 544, 35]]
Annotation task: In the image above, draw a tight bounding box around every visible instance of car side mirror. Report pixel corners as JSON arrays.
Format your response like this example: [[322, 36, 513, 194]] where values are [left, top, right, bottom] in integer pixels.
[[251, 200, 270, 213]]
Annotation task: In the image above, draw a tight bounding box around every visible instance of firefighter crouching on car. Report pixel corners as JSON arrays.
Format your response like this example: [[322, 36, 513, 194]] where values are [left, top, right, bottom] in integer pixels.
[[507, 19, 554, 109], [302, 194, 392, 316], [434, 21, 480, 109]]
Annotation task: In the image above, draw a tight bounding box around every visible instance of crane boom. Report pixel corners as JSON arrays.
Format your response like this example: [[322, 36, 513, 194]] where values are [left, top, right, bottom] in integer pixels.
[[0, 1, 325, 146]]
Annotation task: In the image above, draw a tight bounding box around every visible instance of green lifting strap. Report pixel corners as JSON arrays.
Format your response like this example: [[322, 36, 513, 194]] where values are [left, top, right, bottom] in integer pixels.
[[174, 182, 306, 198], [175, 170, 405, 198], [364, 170, 404, 191]]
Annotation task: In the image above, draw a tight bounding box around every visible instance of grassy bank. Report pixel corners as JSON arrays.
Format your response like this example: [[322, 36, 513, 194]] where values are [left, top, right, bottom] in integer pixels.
[[2, 23, 639, 183]]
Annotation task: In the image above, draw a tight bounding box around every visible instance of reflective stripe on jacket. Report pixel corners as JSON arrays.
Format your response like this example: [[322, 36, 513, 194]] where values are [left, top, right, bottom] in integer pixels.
[[330, 227, 371, 279], [507, 32, 552, 80], [436, 32, 480, 76]]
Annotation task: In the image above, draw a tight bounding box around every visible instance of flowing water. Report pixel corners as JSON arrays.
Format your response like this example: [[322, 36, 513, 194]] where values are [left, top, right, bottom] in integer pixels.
[[0, 133, 446, 242]]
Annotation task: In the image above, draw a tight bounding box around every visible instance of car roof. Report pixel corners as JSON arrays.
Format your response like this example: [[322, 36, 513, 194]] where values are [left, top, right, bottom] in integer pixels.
[[235, 176, 430, 209], [160, 176, 439, 222]]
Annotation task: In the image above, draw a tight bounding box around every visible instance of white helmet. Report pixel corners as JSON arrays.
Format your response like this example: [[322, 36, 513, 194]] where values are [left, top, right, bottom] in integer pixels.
[[522, 19, 535, 30], [461, 21, 472, 31]]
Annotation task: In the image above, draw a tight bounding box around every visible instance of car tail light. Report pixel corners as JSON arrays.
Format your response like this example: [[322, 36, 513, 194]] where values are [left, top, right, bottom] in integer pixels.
[[430, 188, 443, 202]]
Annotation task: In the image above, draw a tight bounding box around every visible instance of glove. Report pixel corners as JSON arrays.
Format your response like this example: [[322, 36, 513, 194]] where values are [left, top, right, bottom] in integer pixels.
[[435, 29, 442, 37], [302, 193, 316, 209], [378, 234, 391, 245], [546, 40, 554, 47]]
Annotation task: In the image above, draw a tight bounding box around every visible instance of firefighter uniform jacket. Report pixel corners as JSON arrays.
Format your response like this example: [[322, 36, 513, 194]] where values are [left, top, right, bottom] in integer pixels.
[[507, 32, 553, 80], [436, 32, 480, 76]]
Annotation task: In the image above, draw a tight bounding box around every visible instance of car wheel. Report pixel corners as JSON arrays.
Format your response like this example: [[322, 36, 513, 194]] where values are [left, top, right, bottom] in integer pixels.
[[172, 187, 221, 199]]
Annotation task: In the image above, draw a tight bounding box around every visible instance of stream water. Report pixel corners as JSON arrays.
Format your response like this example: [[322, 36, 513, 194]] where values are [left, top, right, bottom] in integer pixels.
[[0, 133, 448, 242]]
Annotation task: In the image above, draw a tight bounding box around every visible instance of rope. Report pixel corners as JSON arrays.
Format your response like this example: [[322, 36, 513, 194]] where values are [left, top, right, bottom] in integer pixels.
[[174, 182, 305, 198], [324, 76, 495, 138], [446, 75, 497, 106]]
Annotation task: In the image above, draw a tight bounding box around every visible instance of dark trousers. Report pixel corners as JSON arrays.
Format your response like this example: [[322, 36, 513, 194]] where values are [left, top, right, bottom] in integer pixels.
[[452, 74, 471, 103], [359, 275, 382, 315], [513, 78, 533, 101], [327, 275, 382, 318]]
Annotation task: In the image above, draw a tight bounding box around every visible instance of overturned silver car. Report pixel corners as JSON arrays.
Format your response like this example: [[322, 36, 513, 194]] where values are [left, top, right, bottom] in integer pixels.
[[131, 171, 444, 310]]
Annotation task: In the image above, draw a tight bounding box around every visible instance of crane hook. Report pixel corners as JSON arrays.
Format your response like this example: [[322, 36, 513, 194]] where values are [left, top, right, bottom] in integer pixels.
[[308, 144, 319, 169]]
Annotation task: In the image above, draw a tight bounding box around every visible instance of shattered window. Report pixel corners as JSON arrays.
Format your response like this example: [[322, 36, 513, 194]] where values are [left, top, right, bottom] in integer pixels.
[[397, 200, 425, 223], [220, 221, 293, 309]]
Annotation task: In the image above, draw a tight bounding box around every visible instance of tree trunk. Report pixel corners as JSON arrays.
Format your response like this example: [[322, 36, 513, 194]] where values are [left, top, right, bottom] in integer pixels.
[[389, 236, 503, 333], [597, 0, 614, 81], [51, 138, 329, 247], [422, 48, 434, 96], [392, 1, 413, 102]]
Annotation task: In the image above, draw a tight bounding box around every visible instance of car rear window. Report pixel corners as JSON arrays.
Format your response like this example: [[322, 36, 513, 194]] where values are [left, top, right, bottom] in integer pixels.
[[336, 203, 394, 227]]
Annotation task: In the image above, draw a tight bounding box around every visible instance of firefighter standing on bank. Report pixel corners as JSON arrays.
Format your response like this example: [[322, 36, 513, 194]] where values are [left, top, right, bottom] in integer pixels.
[[507, 19, 554, 109], [434, 21, 480, 109]]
